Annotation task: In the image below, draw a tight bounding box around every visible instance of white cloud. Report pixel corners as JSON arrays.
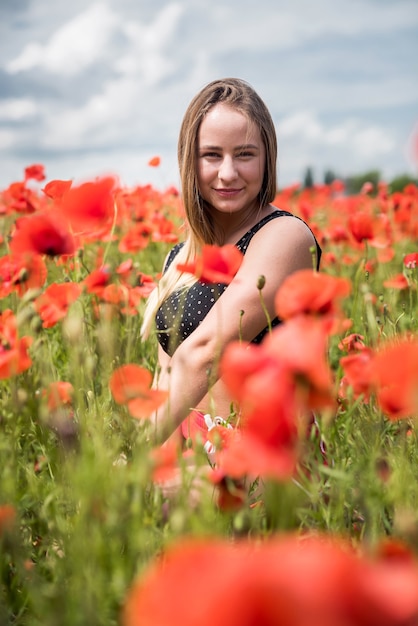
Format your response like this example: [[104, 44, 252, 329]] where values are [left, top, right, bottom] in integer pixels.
[[39, 3, 186, 149], [5, 1, 184, 84], [116, 3, 184, 84], [351, 126, 395, 157], [187, 0, 418, 53], [41, 77, 142, 149], [279, 112, 322, 141], [0, 129, 16, 149], [0, 98, 38, 120], [278, 110, 395, 159], [6, 3, 118, 76]]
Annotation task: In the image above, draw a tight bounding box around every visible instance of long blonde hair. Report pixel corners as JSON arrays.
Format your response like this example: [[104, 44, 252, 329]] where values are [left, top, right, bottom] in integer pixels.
[[141, 77, 278, 339]]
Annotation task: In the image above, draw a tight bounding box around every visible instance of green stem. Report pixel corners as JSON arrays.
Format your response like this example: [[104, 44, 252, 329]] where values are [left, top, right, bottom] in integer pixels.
[[257, 275, 272, 333]]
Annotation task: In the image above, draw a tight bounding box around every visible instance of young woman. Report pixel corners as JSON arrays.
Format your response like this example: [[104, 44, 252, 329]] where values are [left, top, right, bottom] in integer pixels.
[[141, 77, 321, 448]]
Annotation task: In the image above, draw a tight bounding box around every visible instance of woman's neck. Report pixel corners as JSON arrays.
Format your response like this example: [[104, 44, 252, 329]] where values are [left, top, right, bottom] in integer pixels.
[[211, 203, 274, 245]]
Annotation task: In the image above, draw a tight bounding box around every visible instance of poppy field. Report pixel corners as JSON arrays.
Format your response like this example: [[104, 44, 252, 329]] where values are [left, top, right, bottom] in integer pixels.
[[1, 163, 418, 625]]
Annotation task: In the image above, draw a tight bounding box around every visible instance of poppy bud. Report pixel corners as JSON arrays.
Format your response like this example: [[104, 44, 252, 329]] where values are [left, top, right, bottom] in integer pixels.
[[257, 275, 266, 290]]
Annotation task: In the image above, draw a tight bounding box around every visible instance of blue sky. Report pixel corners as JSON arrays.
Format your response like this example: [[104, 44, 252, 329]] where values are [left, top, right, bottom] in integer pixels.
[[0, 0, 417, 191]]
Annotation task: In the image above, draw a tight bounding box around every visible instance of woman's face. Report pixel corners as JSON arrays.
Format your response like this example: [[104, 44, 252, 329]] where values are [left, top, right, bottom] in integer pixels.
[[197, 103, 266, 217]]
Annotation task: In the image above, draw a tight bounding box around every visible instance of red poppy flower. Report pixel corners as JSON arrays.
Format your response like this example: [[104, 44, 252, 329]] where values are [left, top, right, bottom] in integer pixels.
[[127, 280, 155, 305], [219, 342, 299, 479], [0, 309, 33, 379], [348, 210, 374, 243], [383, 274, 410, 290], [119, 223, 152, 253], [404, 252, 418, 269], [0, 253, 47, 298], [110, 364, 168, 419], [0, 505, 16, 535], [218, 316, 334, 480], [100, 283, 130, 305], [266, 316, 334, 403], [151, 213, 178, 243], [0, 180, 42, 214], [150, 441, 179, 483], [326, 222, 350, 244], [338, 333, 366, 353], [275, 269, 351, 328], [10, 211, 76, 257], [58, 176, 117, 232], [43, 381, 74, 411], [361, 181, 374, 195], [220, 342, 294, 423], [122, 534, 418, 626], [24, 163, 46, 182], [34, 282, 82, 328], [116, 259, 133, 275], [148, 156, 161, 167], [214, 475, 247, 512], [339, 348, 375, 400], [377, 246, 395, 263], [372, 338, 418, 419], [42, 179, 73, 200], [83, 265, 112, 296], [215, 427, 298, 481], [177, 244, 244, 284]]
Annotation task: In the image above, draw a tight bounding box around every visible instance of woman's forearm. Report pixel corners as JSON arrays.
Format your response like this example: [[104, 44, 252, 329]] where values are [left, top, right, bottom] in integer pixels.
[[149, 339, 217, 444]]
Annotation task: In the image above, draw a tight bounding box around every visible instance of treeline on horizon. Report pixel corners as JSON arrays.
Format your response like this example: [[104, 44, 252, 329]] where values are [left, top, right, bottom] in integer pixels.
[[299, 166, 418, 195]]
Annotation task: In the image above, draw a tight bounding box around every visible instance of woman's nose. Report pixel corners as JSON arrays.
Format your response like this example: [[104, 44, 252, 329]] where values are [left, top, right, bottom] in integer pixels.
[[218, 156, 238, 181]]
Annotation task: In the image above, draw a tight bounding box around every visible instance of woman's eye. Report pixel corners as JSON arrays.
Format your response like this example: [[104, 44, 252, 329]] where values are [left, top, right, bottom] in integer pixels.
[[201, 152, 220, 158], [237, 152, 254, 158]]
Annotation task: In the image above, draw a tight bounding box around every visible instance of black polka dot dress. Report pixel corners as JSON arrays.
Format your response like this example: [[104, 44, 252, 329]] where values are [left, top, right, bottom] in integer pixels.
[[155, 210, 321, 356]]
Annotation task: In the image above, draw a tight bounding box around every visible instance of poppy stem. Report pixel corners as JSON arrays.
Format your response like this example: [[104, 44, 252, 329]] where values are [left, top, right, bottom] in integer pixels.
[[238, 309, 244, 342], [257, 275, 272, 333]]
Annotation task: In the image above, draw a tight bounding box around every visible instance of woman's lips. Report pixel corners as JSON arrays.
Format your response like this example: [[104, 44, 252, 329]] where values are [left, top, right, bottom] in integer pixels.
[[214, 188, 242, 197]]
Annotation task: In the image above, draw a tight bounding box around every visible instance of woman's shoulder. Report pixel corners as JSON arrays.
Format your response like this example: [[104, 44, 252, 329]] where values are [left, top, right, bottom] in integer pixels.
[[237, 207, 300, 250], [241, 207, 321, 269]]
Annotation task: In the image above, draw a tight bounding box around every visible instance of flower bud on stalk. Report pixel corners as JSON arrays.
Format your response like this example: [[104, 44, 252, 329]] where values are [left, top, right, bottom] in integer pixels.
[[257, 274, 266, 290]]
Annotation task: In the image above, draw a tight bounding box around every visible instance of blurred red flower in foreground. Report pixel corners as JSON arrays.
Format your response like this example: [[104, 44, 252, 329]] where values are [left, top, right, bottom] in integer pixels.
[[10, 211, 76, 257], [217, 315, 334, 481], [57, 176, 117, 232], [0, 310, 32, 379], [176, 244, 244, 284], [275, 269, 351, 331], [264, 315, 334, 407], [123, 534, 418, 626], [150, 441, 179, 483], [110, 364, 168, 419], [34, 282, 82, 328]]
